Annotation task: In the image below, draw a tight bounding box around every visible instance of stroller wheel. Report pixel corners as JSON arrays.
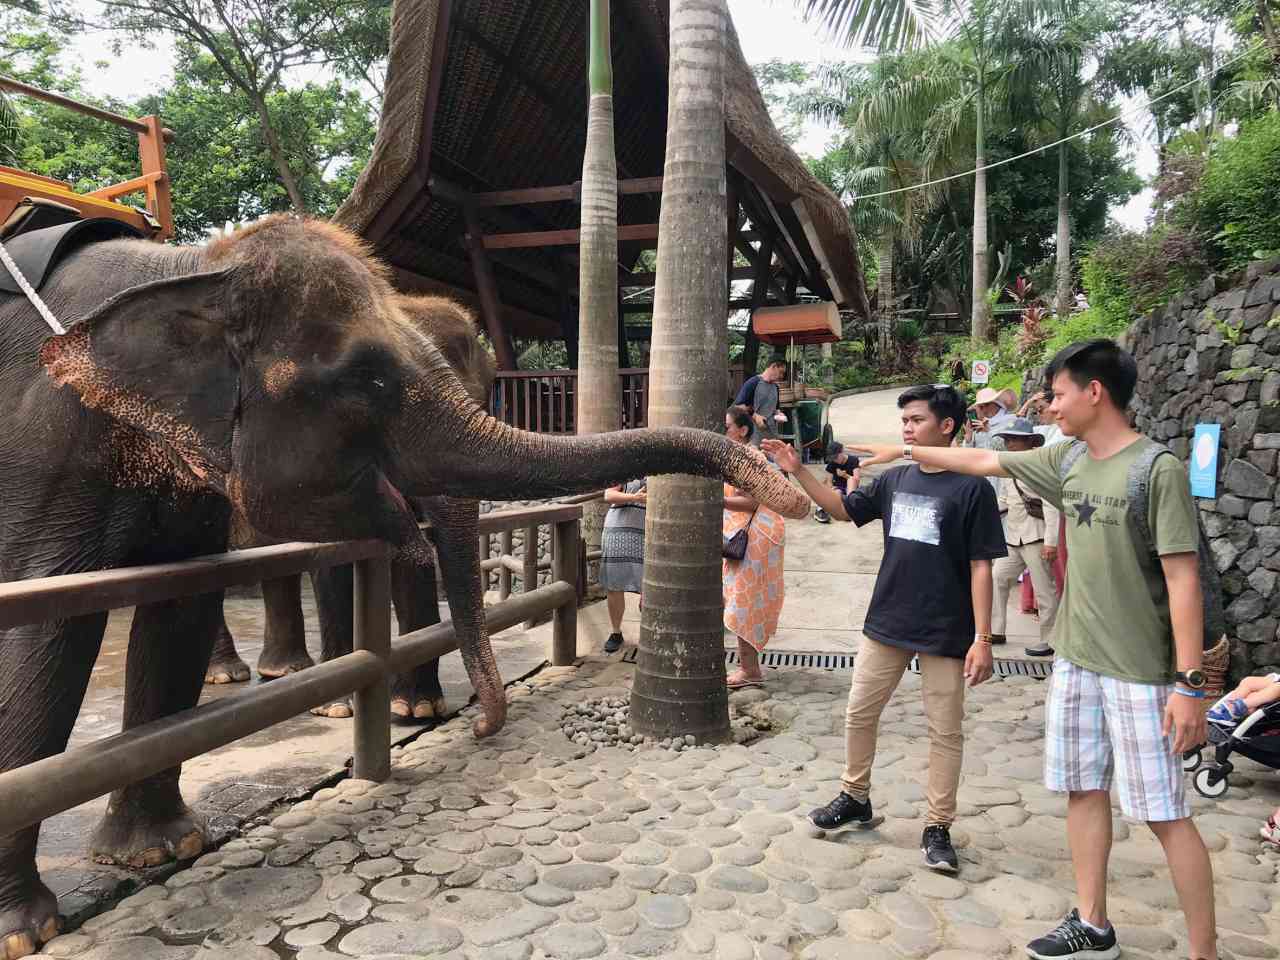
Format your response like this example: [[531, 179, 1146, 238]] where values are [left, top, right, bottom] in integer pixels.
[[1193, 766, 1228, 799], [1181, 748, 1202, 773]]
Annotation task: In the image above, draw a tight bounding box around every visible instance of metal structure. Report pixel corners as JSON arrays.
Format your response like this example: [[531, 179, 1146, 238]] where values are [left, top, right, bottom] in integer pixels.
[[0, 502, 582, 841]]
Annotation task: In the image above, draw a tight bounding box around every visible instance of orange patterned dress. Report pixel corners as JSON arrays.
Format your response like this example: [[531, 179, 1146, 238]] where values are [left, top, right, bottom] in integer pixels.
[[722, 483, 786, 652]]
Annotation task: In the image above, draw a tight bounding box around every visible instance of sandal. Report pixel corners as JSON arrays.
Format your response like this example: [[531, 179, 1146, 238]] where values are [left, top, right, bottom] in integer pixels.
[[726, 670, 765, 689], [1261, 815, 1280, 847]]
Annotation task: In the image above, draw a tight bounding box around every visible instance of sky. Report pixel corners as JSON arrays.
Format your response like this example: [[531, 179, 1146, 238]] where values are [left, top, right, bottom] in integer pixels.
[[62, 0, 1154, 229]]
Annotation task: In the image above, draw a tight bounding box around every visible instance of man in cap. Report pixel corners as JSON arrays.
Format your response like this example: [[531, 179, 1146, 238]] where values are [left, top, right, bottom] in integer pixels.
[[991, 417, 1059, 657]]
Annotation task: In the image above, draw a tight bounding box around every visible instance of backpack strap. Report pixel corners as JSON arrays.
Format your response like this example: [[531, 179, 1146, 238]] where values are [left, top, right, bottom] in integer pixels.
[[1057, 440, 1088, 484], [1125, 441, 1171, 558]]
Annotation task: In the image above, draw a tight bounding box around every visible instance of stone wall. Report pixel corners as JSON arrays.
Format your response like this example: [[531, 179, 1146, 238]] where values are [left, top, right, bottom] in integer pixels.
[[1122, 258, 1280, 676]]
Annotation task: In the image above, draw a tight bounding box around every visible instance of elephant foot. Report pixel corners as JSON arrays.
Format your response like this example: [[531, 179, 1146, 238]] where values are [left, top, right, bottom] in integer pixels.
[[414, 696, 448, 720], [0, 881, 59, 960], [204, 652, 251, 684], [257, 651, 316, 680], [89, 802, 207, 869], [311, 698, 353, 719]]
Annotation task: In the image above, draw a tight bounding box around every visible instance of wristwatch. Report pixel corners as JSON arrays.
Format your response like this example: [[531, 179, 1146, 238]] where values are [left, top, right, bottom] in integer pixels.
[[1175, 669, 1206, 689], [903, 445, 913, 461]]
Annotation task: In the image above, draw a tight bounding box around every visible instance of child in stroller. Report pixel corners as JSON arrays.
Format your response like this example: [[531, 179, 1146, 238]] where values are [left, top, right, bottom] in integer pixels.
[[1184, 672, 1280, 804]]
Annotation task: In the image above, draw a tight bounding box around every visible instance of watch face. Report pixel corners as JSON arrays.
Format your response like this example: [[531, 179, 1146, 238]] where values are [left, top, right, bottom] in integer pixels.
[[1182, 670, 1206, 688]]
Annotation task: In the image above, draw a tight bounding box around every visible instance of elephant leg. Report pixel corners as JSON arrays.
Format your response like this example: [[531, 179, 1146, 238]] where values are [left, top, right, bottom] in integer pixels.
[[90, 594, 220, 868], [389, 556, 445, 720], [308, 565, 354, 719], [0, 615, 107, 960], [420, 497, 505, 738], [255, 574, 315, 679], [204, 604, 250, 684]]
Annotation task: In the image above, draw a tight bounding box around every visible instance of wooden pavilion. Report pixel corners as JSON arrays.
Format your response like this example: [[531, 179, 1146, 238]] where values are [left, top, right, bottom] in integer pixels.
[[335, 0, 868, 427]]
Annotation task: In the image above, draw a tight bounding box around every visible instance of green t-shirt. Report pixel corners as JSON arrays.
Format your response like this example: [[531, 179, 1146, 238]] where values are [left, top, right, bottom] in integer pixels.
[[999, 437, 1199, 684]]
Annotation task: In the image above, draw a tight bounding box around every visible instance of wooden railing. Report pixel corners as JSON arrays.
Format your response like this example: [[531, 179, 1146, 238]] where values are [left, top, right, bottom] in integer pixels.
[[489, 368, 650, 433], [0, 503, 581, 840]]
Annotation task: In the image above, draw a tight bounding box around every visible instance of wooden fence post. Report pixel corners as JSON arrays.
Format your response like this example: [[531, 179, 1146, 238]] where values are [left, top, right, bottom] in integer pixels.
[[352, 555, 392, 781], [499, 529, 513, 601], [551, 518, 580, 665], [522, 524, 538, 629]]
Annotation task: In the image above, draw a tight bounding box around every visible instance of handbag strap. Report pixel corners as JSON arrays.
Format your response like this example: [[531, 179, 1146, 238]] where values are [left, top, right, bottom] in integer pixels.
[[1010, 478, 1041, 511]]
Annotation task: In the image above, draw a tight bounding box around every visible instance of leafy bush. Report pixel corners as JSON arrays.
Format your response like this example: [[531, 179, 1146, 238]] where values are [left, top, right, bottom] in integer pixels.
[[1196, 111, 1280, 269]]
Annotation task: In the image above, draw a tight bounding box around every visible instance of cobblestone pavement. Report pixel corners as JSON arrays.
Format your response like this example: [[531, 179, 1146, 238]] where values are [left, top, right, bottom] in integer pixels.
[[41, 658, 1280, 960]]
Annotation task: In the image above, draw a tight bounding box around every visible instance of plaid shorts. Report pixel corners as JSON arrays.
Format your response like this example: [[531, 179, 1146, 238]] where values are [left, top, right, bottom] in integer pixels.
[[1044, 658, 1190, 822]]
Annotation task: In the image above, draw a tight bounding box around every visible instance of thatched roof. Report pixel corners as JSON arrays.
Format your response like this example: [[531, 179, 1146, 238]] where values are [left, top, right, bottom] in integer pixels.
[[336, 0, 869, 338]]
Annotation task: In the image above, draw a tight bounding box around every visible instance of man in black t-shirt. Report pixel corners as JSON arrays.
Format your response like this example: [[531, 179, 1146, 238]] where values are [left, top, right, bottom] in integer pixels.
[[814, 445, 860, 523], [764, 384, 1005, 873]]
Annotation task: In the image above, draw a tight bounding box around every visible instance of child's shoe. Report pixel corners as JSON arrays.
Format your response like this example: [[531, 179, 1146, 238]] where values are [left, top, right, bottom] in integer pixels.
[[1207, 698, 1248, 726]]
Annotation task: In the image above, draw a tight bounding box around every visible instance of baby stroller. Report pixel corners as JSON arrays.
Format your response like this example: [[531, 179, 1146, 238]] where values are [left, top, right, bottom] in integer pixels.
[[1183, 700, 1280, 799]]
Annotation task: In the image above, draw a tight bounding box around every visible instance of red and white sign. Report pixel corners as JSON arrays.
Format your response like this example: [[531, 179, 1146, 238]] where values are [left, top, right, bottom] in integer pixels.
[[971, 360, 991, 385]]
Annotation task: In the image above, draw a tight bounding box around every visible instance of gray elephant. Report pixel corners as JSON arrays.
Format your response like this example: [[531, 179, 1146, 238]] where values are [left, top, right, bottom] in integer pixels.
[[0, 215, 808, 959], [208, 294, 497, 722]]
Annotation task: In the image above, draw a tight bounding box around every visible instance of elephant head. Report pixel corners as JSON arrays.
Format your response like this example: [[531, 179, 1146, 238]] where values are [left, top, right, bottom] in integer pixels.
[[39, 217, 808, 733], [391, 293, 496, 407]]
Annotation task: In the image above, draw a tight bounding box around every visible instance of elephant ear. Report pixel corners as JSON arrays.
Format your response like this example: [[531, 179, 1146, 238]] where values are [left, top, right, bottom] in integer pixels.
[[40, 269, 238, 493]]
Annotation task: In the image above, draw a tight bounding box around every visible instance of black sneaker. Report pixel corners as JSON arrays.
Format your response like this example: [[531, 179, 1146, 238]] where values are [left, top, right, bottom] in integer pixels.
[[807, 792, 880, 830], [1026, 644, 1055, 657], [814, 508, 831, 524], [1026, 909, 1119, 959], [604, 632, 624, 654], [921, 824, 959, 872]]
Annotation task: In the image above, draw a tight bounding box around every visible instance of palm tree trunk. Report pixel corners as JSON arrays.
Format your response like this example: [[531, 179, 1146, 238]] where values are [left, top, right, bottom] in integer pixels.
[[630, 0, 731, 744], [1054, 140, 1071, 320], [971, 77, 991, 342], [577, 0, 621, 553], [1257, 0, 1280, 77], [878, 234, 895, 362]]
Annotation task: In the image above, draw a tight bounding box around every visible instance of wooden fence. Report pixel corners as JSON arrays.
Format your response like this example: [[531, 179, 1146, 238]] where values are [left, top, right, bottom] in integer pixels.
[[0, 503, 582, 841], [489, 368, 649, 433]]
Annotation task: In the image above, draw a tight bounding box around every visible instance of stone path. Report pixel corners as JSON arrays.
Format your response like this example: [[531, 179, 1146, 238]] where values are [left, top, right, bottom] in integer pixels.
[[42, 657, 1280, 960]]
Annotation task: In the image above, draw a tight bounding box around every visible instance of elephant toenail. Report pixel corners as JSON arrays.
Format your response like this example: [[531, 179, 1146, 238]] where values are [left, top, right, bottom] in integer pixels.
[[175, 832, 204, 860], [3, 931, 35, 960], [37, 918, 58, 943]]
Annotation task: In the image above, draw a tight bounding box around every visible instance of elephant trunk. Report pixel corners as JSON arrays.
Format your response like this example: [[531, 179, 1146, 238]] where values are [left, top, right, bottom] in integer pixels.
[[396, 379, 811, 518]]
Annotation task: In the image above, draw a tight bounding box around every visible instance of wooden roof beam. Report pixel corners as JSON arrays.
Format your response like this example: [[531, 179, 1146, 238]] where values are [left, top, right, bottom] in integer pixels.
[[474, 177, 663, 207], [482, 223, 659, 250]]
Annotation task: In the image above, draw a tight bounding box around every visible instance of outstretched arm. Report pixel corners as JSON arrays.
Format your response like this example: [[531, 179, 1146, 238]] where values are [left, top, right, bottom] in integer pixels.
[[760, 441, 850, 520], [848, 443, 1009, 478]]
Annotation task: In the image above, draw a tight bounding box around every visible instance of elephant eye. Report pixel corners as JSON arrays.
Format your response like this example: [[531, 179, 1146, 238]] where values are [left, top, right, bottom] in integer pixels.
[[372, 378, 385, 389]]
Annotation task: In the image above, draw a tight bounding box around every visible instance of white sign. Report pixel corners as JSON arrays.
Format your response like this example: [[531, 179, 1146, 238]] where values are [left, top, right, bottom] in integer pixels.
[[971, 360, 991, 385]]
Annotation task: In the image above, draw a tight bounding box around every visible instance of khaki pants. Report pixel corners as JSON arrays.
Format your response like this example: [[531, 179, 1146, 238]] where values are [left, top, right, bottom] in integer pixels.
[[842, 637, 965, 825], [992, 542, 1058, 645]]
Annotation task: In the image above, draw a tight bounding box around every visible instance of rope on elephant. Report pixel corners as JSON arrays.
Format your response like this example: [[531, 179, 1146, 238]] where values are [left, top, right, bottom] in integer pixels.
[[0, 237, 67, 335]]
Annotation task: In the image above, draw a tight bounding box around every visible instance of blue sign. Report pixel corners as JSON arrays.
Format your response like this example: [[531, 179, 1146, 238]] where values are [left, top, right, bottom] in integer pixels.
[[1189, 424, 1220, 499]]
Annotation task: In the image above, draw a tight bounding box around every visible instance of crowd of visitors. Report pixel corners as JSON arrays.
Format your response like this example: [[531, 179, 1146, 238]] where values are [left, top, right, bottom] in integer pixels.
[[599, 338, 1277, 960]]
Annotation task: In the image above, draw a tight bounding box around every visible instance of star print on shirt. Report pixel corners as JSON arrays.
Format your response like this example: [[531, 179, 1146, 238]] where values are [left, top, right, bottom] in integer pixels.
[[1075, 499, 1097, 527]]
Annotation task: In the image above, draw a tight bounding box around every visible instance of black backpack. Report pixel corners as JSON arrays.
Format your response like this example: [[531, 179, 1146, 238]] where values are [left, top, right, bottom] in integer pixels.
[[1057, 441, 1227, 650]]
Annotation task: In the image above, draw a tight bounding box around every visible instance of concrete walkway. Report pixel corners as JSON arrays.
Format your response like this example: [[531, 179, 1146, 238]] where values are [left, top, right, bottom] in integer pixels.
[[34, 385, 1280, 958]]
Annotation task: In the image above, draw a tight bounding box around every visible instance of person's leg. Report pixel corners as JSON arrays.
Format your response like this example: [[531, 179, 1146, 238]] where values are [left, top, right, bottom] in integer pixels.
[[1148, 819, 1217, 959], [607, 591, 625, 632], [1103, 675, 1215, 959], [1241, 675, 1280, 709], [1024, 545, 1059, 654], [735, 639, 762, 681], [1067, 789, 1114, 928], [990, 552, 1022, 640], [918, 652, 966, 826], [840, 639, 912, 801]]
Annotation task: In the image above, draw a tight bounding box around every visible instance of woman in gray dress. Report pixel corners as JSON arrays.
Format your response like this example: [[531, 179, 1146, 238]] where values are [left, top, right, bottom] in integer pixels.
[[599, 479, 646, 653]]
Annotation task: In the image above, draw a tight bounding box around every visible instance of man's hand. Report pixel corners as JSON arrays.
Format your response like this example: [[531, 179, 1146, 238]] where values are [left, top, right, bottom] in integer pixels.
[[632, 488, 647, 504], [752, 413, 766, 428], [1164, 692, 1207, 756], [762, 439, 801, 473], [849, 468, 862, 490], [1042, 544, 1058, 564], [846, 444, 903, 468], [964, 642, 994, 687]]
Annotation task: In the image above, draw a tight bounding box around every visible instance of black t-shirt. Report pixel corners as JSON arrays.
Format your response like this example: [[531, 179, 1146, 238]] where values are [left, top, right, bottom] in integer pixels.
[[842, 465, 1006, 658]]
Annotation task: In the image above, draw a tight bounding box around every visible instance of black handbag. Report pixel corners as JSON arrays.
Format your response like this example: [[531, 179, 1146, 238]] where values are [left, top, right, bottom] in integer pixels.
[[722, 508, 757, 560]]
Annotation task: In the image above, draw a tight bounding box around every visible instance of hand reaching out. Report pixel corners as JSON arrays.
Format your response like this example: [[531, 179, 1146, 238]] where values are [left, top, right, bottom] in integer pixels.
[[761, 439, 801, 473]]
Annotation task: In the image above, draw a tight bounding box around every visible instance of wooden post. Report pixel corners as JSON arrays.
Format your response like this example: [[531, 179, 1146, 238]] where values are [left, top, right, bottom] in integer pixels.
[[464, 206, 518, 371], [499, 529, 513, 601], [522, 524, 538, 629], [551, 518, 580, 665], [351, 556, 391, 782], [478, 532, 490, 594], [743, 234, 775, 376], [137, 115, 172, 240], [616, 285, 632, 370]]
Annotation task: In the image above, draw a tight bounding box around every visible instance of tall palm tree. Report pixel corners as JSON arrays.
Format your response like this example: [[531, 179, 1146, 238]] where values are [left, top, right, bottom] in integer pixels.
[[1008, 0, 1116, 319], [0, 90, 18, 166], [799, 0, 1041, 340], [576, 0, 622, 553], [629, 0, 731, 743]]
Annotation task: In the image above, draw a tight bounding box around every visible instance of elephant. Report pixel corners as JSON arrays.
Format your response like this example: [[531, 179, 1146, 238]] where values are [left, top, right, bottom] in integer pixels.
[[206, 294, 498, 723], [0, 214, 809, 958]]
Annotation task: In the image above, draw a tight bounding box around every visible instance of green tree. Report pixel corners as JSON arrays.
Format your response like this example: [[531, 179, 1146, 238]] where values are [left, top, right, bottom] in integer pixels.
[[630, 0, 732, 743], [751, 59, 812, 145], [78, 0, 378, 211], [576, 0, 622, 554]]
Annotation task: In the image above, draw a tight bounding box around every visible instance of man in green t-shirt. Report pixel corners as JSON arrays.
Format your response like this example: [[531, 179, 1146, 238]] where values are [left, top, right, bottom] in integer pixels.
[[847, 340, 1217, 960]]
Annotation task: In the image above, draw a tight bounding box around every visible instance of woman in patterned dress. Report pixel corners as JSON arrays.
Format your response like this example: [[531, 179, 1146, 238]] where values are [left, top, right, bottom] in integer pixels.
[[722, 406, 786, 688], [599, 478, 646, 653]]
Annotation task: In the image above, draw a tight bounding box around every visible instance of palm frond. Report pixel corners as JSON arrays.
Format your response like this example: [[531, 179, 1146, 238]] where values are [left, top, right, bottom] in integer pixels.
[[0, 91, 19, 166], [799, 0, 943, 52]]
